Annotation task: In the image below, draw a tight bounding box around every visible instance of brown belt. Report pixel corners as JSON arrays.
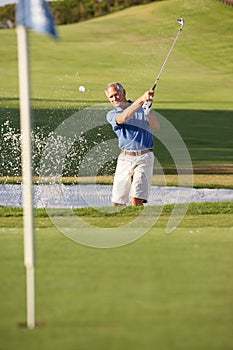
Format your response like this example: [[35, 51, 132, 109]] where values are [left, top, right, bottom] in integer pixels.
[[120, 149, 153, 156]]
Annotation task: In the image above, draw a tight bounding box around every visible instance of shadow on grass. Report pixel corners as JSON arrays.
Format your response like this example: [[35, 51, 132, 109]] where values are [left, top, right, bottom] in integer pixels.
[[0, 107, 232, 176]]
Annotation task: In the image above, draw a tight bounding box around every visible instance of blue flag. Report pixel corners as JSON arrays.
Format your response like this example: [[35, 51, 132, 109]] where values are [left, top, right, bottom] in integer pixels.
[[16, 0, 58, 39]]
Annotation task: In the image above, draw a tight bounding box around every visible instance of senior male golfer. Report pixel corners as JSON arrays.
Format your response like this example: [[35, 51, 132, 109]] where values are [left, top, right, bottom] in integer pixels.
[[105, 82, 160, 206]]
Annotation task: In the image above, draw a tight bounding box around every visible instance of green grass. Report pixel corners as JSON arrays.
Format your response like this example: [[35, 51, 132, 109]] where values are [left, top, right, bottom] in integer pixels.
[[0, 107, 233, 174], [0, 0, 232, 110], [0, 2, 233, 348], [1, 201, 233, 218], [0, 203, 233, 350], [0, 0, 233, 174]]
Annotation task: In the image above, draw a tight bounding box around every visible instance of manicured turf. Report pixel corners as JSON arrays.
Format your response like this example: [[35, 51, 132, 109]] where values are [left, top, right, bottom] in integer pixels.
[[0, 204, 233, 350], [0, 108, 233, 175], [0, 0, 233, 174], [0, 0, 232, 110], [0, 0, 233, 348]]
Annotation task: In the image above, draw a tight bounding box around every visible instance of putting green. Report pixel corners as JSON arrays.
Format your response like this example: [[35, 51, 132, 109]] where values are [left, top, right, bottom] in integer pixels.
[[0, 222, 233, 350]]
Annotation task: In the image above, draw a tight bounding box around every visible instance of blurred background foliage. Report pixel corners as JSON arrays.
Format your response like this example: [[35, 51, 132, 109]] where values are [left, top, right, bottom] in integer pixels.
[[0, 0, 160, 27]]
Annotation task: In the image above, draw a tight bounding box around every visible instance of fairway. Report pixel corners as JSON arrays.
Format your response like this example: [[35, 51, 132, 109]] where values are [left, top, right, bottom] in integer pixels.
[[0, 0, 233, 110], [0, 0, 233, 176]]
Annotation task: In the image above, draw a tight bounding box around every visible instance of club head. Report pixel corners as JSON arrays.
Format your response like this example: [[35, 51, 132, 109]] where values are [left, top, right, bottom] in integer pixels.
[[177, 18, 184, 29]]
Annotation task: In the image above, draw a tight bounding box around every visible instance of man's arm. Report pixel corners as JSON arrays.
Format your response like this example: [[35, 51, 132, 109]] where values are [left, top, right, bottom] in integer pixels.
[[116, 90, 154, 125], [147, 110, 160, 131]]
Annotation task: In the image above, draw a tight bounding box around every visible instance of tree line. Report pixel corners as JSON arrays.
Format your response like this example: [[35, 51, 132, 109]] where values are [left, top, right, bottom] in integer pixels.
[[0, 0, 160, 27]]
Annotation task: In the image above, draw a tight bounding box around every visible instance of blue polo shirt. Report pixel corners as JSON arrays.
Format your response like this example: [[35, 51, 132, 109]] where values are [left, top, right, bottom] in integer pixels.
[[106, 103, 154, 151]]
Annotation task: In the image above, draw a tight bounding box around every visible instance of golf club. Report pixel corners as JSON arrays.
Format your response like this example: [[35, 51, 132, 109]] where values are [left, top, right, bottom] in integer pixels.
[[151, 18, 184, 91]]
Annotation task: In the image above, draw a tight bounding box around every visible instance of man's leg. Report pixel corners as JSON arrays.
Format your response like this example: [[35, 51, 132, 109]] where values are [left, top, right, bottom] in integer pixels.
[[111, 155, 132, 206], [130, 152, 154, 206]]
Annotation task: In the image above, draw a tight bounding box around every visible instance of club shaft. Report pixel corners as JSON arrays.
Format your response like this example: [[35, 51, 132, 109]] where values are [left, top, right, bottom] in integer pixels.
[[151, 27, 183, 91]]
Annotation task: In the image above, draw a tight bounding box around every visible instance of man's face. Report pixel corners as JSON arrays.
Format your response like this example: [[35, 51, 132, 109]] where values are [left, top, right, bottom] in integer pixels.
[[105, 86, 127, 108]]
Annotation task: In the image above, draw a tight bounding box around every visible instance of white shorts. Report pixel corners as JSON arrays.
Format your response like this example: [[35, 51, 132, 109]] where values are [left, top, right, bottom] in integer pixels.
[[112, 151, 154, 205]]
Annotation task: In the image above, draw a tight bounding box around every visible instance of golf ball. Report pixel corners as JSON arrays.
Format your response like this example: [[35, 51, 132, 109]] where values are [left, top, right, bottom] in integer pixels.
[[79, 85, 85, 93]]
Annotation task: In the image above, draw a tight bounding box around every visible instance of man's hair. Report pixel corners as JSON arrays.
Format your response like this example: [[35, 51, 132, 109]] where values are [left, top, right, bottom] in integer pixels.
[[105, 82, 125, 92]]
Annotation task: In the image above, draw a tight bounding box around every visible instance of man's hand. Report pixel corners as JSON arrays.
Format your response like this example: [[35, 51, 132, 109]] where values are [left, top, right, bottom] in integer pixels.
[[142, 101, 152, 115], [142, 89, 154, 115], [142, 89, 154, 102], [115, 88, 154, 124]]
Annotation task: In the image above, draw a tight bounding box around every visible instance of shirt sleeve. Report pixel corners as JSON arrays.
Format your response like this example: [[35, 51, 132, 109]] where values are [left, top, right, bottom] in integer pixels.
[[106, 110, 122, 131]]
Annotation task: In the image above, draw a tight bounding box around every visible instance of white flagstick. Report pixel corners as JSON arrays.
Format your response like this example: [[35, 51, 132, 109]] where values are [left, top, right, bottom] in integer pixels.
[[16, 24, 35, 329]]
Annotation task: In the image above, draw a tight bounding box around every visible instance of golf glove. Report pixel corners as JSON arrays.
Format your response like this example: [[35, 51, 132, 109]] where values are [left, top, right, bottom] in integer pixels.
[[142, 101, 152, 115]]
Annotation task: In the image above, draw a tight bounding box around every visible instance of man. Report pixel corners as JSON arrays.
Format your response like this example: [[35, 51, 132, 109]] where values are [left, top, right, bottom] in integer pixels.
[[105, 82, 160, 206]]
